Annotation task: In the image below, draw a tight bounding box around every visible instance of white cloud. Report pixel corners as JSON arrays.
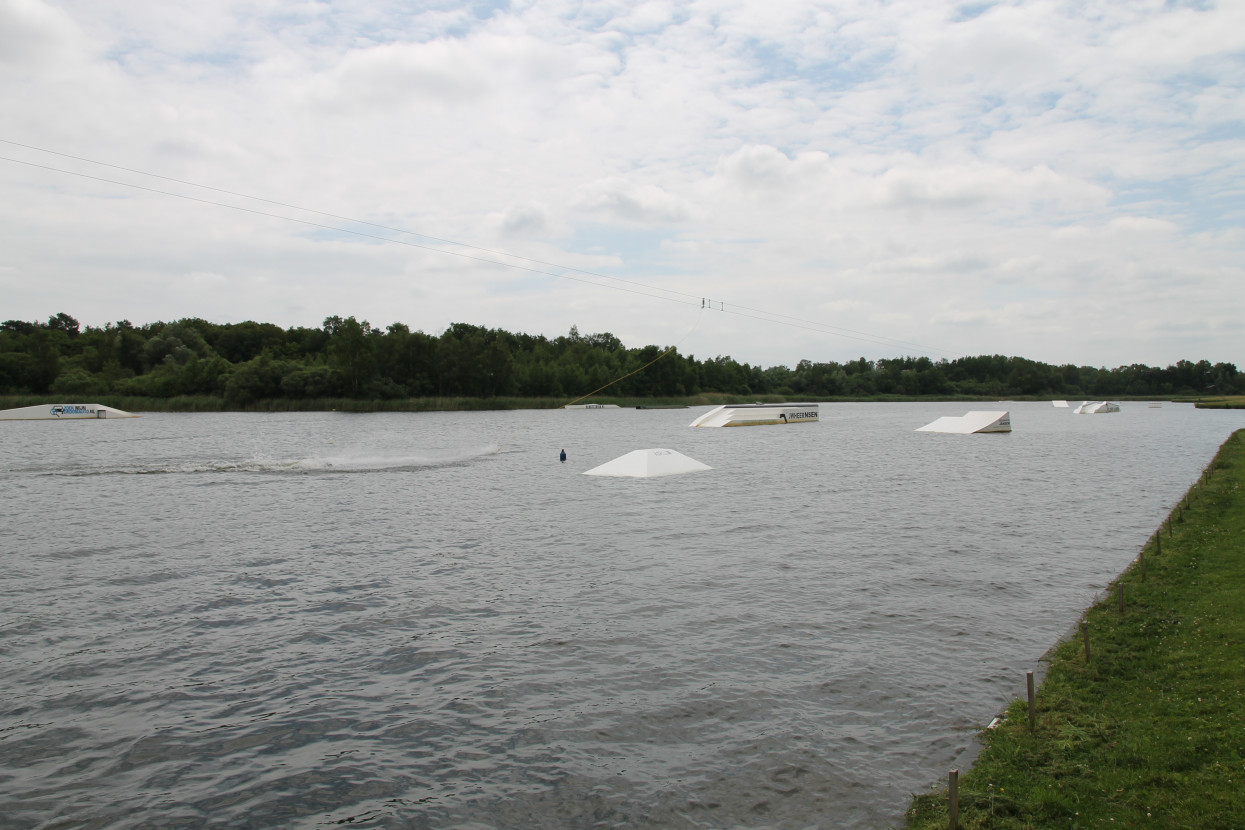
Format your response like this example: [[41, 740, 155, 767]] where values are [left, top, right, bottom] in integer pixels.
[[909, 5, 1065, 92], [0, 0, 84, 66], [874, 160, 1111, 212], [320, 40, 494, 108], [490, 201, 559, 236], [1055, 216, 1181, 239], [308, 28, 583, 113], [713, 145, 834, 194], [572, 177, 692, 224], [1108, 4, 1245, 68]]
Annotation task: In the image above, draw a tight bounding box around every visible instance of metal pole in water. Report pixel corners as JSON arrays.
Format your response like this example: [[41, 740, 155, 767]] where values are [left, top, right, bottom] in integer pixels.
[[1027, 671, 1036, 730], [948, 769, 959, 830]]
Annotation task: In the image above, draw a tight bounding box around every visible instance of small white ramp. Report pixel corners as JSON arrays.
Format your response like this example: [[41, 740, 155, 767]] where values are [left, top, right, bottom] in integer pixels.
[[583, 448, 711, 478], [0, 403, 139, 420], [916, 411, 1011, 434], [1052, 400, 1069, 408], [1073, 401, 1120, 414]]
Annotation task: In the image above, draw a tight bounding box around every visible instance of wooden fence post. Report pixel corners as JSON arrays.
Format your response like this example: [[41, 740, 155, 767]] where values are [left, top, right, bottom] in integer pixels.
[[948, 769, 959, 830], [1027, 671, 1036, 730]]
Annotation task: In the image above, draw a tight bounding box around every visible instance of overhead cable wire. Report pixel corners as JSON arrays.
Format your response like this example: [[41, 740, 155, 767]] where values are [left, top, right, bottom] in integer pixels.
[[496, 305, 708, 450], [0, 154, 700, 309], [0, 138, 698, 305], [0, 140, 952, 356]]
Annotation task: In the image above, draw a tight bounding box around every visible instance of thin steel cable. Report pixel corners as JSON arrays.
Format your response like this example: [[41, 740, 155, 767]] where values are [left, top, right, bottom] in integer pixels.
[[1, 142, 952, 355]]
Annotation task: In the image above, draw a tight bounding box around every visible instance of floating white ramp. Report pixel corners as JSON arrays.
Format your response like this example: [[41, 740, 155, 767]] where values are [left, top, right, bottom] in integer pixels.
[[0, 403, 139, 420], [1073, 401, 1120, 414], [1052, 400, 1069, 408], [916, 411, 1011, 434], [583, 448, 711, 478], [689, 403, 818, 428]]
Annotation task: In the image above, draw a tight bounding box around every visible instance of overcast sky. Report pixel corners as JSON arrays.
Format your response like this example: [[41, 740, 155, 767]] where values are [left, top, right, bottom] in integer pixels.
[[2, 0, 1242, 370]]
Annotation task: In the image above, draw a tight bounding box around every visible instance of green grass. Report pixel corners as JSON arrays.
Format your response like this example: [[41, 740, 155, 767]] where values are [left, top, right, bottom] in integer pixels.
[[906, 430, 1245, 829], [1191, 396, 1245, 410]]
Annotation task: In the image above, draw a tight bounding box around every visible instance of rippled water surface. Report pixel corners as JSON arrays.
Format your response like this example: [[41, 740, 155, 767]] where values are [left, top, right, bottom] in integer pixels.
[[2, 402, 1242, 828]]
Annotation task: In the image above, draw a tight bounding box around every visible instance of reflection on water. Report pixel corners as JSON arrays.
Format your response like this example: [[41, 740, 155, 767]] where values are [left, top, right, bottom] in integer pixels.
[[1, 403, 1240, 828]]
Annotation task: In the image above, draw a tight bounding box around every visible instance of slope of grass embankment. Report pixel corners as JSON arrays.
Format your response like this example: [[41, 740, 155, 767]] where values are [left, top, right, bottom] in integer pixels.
[[906, 429, 1245, 829], [1192, 396, 1245, 410]]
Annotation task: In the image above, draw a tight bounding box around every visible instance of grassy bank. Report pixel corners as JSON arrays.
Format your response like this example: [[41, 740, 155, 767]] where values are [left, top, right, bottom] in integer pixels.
[[905, 429, 1245, 829], [1191, 395, 1245, 410]]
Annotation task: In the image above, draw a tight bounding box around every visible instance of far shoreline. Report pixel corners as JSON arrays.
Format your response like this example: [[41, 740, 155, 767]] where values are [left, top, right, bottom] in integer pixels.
[[3, 393, 1240, 414]]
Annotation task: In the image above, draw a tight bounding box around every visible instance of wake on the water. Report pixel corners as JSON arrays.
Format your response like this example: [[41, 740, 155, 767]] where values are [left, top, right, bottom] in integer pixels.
[[292, 444, 500, 472], [31, 444, 502, 476]]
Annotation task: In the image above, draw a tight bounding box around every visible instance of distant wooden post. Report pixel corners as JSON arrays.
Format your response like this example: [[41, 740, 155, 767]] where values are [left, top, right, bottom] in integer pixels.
[[1027, 671, 1036, 730], [1140, 547, 1146, 581], [1117, 583, 1124, 614], [948, 769, 959, 830], [1081, 622, 1091, 661], [1155, 532, 1161, 555]]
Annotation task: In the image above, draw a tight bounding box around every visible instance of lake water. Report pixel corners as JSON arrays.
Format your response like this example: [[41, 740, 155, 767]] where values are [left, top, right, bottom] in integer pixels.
[[2, 401, 1242, 829]]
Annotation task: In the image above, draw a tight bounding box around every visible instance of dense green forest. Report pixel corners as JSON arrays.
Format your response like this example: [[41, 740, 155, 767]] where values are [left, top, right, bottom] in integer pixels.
[[0, 313, 1238, 404]]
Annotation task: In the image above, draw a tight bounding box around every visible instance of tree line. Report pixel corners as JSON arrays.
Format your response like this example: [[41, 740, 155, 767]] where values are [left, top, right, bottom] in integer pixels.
[[0, 313, 1238, 403]]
